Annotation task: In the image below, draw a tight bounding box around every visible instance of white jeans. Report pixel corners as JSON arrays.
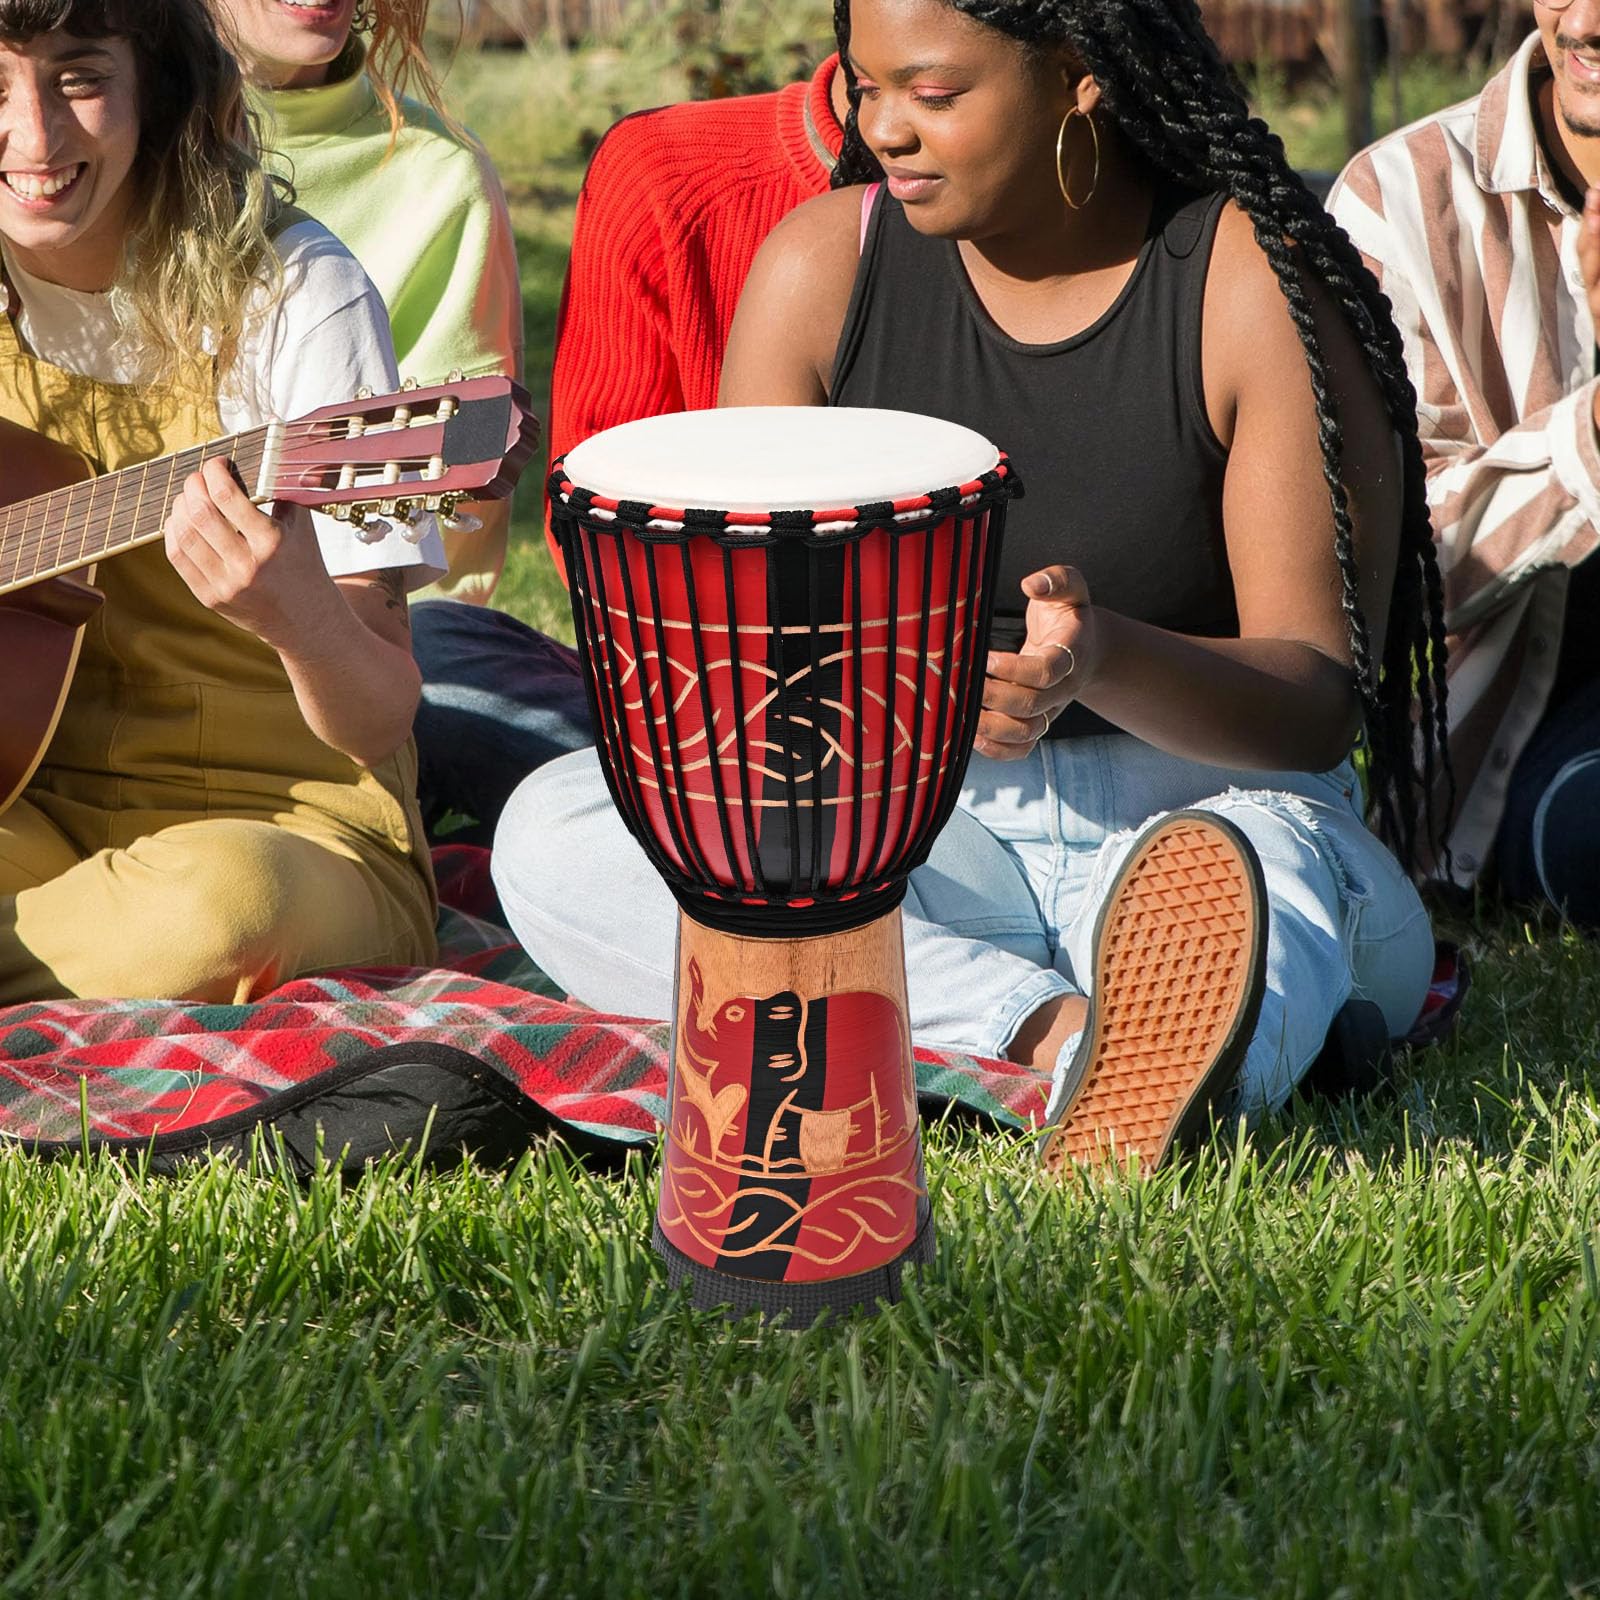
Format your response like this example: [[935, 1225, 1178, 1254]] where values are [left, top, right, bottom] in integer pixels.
[[492, 735, 1434, 1114]]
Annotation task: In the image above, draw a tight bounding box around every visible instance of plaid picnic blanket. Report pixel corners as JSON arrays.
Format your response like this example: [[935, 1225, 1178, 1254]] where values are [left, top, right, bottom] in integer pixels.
[[0, 848, 1466, 1167], [0, 849, 1053, 1165]]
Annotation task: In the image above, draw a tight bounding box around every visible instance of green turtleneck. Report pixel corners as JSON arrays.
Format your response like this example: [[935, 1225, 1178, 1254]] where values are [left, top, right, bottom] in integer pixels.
[[250, 45, 522, 601]]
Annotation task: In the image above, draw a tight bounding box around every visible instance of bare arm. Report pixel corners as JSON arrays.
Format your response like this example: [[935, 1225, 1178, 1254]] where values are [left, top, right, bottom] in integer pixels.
[[980, 204, 1401, 773], [718, 187, 867, 407], [164, 457, 421, 768]]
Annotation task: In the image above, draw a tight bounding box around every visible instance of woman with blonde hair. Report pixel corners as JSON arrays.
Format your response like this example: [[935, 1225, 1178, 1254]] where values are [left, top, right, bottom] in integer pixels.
[[213, 0, 592, 847], [0, 0, 446, 1002]]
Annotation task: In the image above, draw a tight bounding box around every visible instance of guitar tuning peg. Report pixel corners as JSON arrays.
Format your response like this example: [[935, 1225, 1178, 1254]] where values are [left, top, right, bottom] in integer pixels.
[[355, 386, 374, 400], [400, 507, 430, 544], [400, 376, 419, 392], [440, 509, 483, 536], [355, 513, 395, 543], [446, 368, 464, 383]]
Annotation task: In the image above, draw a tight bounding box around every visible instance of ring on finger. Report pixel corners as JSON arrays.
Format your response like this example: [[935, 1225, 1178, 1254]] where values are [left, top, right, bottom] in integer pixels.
[[1046, 643, 1076, 678]]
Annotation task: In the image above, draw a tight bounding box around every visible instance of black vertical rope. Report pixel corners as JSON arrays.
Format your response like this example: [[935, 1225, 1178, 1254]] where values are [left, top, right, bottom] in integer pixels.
[[560, 522, 653, 861], [930, 505, 1004, 852], [680, 539, 743, 892], [720, 541, 765, 893], [612, 534, 704, 887], [766, 540, 805, 897], [804, 540, 828, 896], [920, 514, 966, 850], [645, 542, 721, 888], [846, 536, 868, 892], [890, 516, 940, 875]]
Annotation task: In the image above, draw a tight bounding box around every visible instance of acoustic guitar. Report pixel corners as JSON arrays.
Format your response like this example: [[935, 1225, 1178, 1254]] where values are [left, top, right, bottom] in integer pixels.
[[0, 375, 539, 812]]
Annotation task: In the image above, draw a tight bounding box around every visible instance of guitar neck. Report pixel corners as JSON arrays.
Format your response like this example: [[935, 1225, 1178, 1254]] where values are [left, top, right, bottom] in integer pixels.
[[0, 426, 271, 597]]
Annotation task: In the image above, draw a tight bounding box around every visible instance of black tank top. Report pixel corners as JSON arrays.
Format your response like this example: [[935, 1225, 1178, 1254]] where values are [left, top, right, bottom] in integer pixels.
[[831, 184, 1235, 738]]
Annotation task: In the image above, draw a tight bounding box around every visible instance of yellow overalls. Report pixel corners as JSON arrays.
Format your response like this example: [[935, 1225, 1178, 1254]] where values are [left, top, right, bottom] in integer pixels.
[[0, 307, 438, 1003]]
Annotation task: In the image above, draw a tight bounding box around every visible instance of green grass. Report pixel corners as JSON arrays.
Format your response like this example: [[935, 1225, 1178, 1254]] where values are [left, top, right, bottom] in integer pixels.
[[7, 909, 1600, 1594], [10, 40, 1582, 1597]]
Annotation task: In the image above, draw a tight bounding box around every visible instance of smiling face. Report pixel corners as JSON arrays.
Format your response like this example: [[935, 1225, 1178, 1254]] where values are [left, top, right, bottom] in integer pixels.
[[0, 32, 139, 291], [847, 0, 1074, 240], [1537, 0, 1600, 147], [210, 0, 356, 90]]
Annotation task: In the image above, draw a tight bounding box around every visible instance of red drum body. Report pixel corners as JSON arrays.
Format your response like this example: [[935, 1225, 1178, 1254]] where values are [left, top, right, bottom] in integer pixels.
[[550, 408, 1016, 1320]]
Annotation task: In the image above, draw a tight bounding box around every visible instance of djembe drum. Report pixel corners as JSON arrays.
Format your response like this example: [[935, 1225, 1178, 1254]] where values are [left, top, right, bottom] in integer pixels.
[[549, 408, 1018, 1320]]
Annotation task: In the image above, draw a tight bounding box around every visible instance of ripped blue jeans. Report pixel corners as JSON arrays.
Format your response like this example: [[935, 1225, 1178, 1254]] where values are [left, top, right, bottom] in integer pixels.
[[492, 734, 1435, 1114]]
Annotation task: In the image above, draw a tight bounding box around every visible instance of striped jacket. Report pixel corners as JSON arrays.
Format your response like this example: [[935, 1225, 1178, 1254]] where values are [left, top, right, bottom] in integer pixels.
[[1331, 33, 1600, 886]]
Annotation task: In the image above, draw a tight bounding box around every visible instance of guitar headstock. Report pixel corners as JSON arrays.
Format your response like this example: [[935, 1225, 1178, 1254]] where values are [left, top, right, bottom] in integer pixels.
[[264, 374, 539, 524]]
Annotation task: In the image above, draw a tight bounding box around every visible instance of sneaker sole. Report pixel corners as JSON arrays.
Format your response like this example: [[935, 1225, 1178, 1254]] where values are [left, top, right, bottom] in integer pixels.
[[1037, 809, 1267, 1177]]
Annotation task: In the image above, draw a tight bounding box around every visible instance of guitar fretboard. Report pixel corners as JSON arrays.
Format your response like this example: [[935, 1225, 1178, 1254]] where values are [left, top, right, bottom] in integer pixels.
[[0, 426, 271, 596]]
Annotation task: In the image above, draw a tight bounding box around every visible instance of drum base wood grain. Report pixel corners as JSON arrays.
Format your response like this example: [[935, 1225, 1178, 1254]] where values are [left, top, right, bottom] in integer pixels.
[[656, 909, 935, 1319]]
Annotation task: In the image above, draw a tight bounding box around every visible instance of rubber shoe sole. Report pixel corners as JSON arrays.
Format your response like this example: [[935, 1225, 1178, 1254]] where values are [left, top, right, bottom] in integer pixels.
[[1037, 809, 1268, 1178]]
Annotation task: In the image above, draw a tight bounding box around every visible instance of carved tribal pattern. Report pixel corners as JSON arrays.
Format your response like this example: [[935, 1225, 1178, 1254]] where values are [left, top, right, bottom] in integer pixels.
[[660, 958, 922, 1282]]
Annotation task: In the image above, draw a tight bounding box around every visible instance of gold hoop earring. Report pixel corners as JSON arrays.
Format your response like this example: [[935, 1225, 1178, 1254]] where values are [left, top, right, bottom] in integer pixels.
[[1055, 106, 1101, 211]]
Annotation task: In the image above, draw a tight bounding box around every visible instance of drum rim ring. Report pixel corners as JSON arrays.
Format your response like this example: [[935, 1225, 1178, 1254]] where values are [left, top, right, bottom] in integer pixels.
[[547, 452, 1020, 543]]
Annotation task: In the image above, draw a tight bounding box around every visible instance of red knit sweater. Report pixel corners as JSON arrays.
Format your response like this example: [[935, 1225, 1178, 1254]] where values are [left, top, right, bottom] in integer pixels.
[[545, 56, 844, 564]]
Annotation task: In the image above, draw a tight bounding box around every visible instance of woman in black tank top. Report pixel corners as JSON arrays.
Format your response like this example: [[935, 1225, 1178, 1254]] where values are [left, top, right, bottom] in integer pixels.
[[834, 179, 1235, 738], [491, 0, 1456, 1175], [708, 0, 1454, 1169], [483, 0, 1414, 1190]]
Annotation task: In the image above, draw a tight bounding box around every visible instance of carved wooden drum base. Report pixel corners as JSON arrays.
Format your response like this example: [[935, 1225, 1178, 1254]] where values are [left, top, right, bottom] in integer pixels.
[[652, 1207, 936, 1323], [655, 909, 934, 1320]]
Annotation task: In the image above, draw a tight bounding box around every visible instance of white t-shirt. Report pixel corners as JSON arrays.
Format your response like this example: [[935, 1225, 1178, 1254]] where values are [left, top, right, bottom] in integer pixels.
[[0, 219, 449, 587]]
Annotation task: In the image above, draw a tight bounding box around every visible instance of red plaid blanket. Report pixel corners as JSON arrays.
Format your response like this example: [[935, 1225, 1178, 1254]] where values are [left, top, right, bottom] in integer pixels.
[[0, 848, 1465, 1159], [0, 855, 1052, 1154]]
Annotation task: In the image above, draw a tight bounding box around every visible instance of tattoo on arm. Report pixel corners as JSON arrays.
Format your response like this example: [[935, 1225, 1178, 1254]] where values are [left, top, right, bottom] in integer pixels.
[[369, 569, 410, 628]]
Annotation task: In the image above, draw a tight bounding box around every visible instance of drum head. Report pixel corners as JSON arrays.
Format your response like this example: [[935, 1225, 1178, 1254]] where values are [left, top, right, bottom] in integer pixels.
[[561, 407, 1001, 513]]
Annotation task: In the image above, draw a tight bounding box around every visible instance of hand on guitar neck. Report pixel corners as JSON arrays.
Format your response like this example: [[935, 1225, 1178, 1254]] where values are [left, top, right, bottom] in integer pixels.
[[0, 374, 540, 804], [0, 419, 418, 770], [0, 423, 417, 771], [164, 456, 422, 768]]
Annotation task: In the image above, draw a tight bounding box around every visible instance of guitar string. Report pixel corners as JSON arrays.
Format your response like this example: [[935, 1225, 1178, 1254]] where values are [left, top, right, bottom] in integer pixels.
[[0, 410, 486, 578], [0, 457, 462, 577], [2, 403, 487, 537], [0, 438, 254, 581]]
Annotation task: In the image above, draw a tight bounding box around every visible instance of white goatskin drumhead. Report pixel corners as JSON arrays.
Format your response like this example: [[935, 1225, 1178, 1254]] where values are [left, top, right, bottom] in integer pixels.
[[561, 407, 1001, 513]]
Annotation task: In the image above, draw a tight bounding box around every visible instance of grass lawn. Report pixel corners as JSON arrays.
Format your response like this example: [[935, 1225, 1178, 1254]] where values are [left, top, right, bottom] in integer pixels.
[[7, 917, 1600, 1595], [9, 37, 1600, 1599]]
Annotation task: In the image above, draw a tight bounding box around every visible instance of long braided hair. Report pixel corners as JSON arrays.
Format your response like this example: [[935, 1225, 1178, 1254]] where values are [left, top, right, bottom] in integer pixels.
[[831, 0, 1451, 871]]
